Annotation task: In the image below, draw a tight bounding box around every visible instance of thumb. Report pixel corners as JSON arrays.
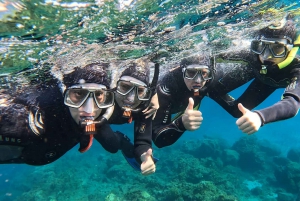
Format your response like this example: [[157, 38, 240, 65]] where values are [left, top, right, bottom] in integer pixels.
[[238, 103, 249, 115], [141, 149, 153, 162], [186, 97, 194, 111]]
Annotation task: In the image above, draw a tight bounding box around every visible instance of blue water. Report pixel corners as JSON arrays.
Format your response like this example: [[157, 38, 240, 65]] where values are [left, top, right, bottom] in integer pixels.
[[1, 0, 300, 200]]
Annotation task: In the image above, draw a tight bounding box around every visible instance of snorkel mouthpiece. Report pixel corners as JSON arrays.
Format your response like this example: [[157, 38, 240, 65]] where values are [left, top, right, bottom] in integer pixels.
[[192, 86, 201, 96], [122, 107, 133, 123], [79, 116, 108, 134]]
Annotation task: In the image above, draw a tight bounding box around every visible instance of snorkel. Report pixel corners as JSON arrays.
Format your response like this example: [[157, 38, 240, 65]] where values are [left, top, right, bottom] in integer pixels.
[[277, 35, 300, 69]]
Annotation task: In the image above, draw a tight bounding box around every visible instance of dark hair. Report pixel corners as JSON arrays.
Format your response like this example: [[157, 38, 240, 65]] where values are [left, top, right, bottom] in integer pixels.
[[256, 20, 297, 42], [120, 61, 150, 85], [180, 54, 213, 68], [63, 62, 111, 88]]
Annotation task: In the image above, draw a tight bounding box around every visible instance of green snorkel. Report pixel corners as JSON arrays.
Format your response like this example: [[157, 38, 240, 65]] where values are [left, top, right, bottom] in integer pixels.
[[277, 35, 300, 69]]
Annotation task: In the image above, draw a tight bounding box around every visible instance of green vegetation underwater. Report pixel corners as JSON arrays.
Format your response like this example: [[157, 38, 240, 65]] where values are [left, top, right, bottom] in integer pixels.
[[1, 0, 300, 200]]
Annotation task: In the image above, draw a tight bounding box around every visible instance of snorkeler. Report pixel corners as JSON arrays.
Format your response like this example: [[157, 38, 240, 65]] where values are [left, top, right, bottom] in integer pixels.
[[152, 54, 212, 148], [104, 59, 159, 175], [208, 17, 300, 135], [0, 62, 137, 165]]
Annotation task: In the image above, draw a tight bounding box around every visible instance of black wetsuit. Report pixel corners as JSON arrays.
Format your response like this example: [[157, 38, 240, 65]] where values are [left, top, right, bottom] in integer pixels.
[[106, 102, 153, 162], [208, 50, 300, 125], [152, 67, 205, 148], [152, 51, 300, 148], [0, 84, 130, 165]]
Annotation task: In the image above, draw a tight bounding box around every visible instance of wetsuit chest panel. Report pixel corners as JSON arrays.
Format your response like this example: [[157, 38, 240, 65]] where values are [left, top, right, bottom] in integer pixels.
[[214, 62, 254, 93]]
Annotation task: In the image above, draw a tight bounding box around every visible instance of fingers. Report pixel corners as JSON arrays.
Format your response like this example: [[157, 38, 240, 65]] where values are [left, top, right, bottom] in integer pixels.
[[142, 106, 149, 113], [141, 162, 156, 175], [144, 108, 158, 119], [236, 117, 259, 135], [140, 149, 156, 176]]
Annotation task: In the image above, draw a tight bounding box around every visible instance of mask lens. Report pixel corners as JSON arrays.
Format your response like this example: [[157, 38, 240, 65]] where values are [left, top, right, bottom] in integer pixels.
[[117, 80, 134, 95], [137, 86, 151, 100], [185, 69, 198, 79], [94, 90, 114, 108], [270, 43, 286, 57], [251, 40, 265, 54], [200, 69, 212, 80], [65, 89, 90, 107]]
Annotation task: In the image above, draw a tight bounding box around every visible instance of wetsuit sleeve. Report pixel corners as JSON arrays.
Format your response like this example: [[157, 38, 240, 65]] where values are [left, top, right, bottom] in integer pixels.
[[0, 103, 43, 163], [255, 69, 300, 125], [133, 115, 152, 162], [152, 85, 186, 148], [208, 78, 277, 118], [94, 123, 120, 153]]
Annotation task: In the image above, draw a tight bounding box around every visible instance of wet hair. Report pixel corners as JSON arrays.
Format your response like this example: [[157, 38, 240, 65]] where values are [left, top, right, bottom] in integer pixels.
[[180, 54, 214, 69], [63, 62, 111, 88], [120, 60, 150, 85], [256, 20, 297, 42]]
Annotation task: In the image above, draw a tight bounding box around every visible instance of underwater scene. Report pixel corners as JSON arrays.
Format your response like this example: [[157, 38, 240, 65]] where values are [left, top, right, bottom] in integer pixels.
[[1, 0, 300, 200]]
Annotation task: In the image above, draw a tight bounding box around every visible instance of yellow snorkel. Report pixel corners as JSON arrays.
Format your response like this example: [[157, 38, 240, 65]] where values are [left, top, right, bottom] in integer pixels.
[[277, 35, 300, 69]]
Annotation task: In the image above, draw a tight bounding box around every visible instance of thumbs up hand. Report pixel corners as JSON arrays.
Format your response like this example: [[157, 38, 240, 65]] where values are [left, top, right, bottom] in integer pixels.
[[236, 103, 262, 135], [182, 98, 203, 131]]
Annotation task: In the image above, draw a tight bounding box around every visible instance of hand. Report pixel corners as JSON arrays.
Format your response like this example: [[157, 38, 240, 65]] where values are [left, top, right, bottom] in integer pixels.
[[182, 97, 203, 131], [140, 148, 156, 176], [143, 93, 159, 120], [236, 103, 262, 135]]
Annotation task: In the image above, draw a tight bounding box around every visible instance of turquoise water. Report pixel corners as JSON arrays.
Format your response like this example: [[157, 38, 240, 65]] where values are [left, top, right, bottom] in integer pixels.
[[1, 0, 300, 200]]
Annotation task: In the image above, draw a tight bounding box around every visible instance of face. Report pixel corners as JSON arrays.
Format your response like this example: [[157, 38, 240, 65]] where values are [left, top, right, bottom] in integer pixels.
[[67, 83, 105, 124], [183, 66, 210, 91], [115, 76, 147, 109], [251, 37, 292, 65]]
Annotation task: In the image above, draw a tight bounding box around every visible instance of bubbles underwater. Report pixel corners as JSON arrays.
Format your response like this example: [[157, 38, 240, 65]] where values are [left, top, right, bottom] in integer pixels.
[[1, 0, 300, 200]]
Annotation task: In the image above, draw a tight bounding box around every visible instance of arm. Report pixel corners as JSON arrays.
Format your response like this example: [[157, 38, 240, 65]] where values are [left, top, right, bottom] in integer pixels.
[[255, 72, 300, 124], [0, 103, 42, 163], [134, 114, 155, 175], [236, 69, 300, 134], [208, 79, 277, 118]]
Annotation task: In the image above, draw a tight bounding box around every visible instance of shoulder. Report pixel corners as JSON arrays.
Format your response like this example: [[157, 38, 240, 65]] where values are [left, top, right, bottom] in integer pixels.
[[158, 67, 184, 95]]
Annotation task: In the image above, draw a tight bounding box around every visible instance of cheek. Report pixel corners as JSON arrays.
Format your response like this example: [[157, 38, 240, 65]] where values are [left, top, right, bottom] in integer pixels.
[[115, 93, 124, 106], [184, 79, 193, 90], [69, 107, 79, 124]]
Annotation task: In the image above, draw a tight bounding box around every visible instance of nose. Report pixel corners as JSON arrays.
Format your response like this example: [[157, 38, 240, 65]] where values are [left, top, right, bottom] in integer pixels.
[[126, 89, 136, 102], [80, 97, 96, 114], [194, 73, 204, 83], [262, 46, 273, 59]]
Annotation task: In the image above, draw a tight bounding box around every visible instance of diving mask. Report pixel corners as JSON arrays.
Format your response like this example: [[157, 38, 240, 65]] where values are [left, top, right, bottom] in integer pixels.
[[182, 65, 213, 81], [116, 80, 152, 101], [251, 37, 293, 58], [64, 83, 114, 109]]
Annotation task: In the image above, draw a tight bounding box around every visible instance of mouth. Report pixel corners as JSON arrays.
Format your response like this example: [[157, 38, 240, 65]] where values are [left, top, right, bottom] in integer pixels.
[[123, 100, 135, 106], [79, 116, 95, 121], [192, 85, 202, 89]]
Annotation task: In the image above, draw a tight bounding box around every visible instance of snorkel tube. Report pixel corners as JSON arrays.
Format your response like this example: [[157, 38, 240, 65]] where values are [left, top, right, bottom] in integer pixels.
[[277, 35, 300, 69]]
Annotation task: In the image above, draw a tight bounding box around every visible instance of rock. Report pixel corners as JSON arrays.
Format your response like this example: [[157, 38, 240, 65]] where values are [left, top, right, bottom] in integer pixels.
[[222, 149, 239, 166], [287, 148, 300, 163]]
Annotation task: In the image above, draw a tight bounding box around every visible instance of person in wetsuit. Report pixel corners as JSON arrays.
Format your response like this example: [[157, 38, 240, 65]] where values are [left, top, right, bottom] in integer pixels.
[[104, 59, 159, 175], [208, 18, 300, 135], [0, 62, 136, 165], [152, 54, 213, 148]]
